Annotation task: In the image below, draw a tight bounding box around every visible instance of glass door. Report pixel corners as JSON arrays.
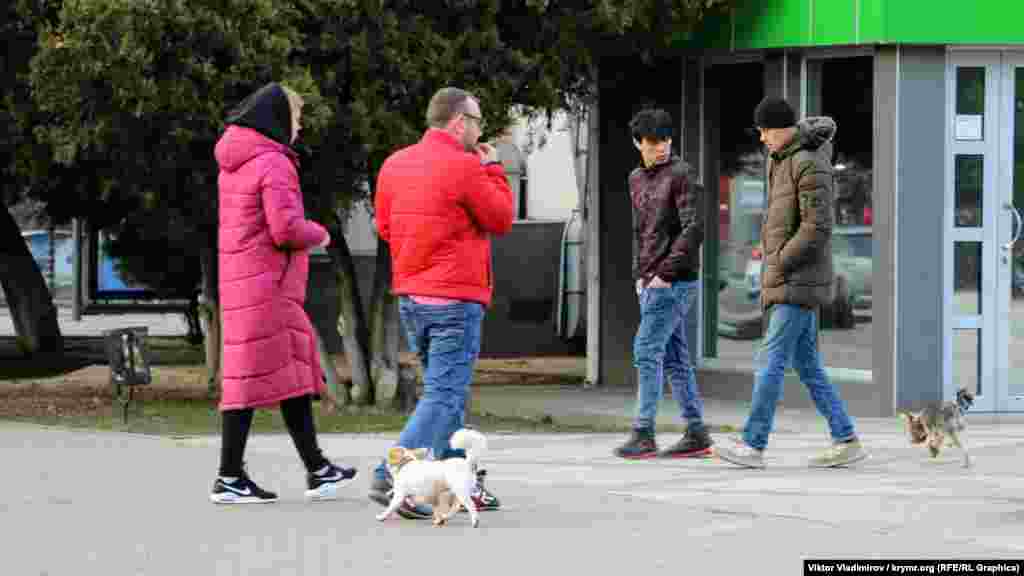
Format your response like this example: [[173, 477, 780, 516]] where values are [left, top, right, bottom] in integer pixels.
[[998, 55, 1024, 412], [947, 53, 1000, 412]]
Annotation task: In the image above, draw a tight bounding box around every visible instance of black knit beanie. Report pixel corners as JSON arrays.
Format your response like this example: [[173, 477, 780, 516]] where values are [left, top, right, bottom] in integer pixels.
[[753, 97, 796, 129]]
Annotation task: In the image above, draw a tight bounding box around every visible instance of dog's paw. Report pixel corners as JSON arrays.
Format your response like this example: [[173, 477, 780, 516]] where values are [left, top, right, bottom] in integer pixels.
[[471, 517, 479, 528], [375, 513, 390, 522]]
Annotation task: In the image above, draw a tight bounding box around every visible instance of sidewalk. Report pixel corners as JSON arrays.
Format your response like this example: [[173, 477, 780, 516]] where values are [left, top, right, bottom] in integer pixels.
[[3, 410, 1023, 575], [470, 382, 1024, 435], [3, 312, 1024, 572]]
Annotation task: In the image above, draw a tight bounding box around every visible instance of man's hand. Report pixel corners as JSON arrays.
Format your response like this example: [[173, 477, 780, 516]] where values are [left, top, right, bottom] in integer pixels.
[[476, 142, 499, 164], [318, 232, 331, 248], [647, 276, 671, 289]]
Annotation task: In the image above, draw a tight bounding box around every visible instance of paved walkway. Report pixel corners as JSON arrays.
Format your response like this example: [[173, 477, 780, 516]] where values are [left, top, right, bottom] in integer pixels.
[[3, 311, 1023, 573], [3, 395, 1023, 575], [0, 308, 189, 338]]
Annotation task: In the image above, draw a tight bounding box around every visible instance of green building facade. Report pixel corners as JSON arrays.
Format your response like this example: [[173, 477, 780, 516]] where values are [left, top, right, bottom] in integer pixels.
[[589, 0, 1024, 415]]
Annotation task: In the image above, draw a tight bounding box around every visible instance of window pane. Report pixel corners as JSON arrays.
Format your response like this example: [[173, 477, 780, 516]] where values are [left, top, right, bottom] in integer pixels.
[[954, 241, 982, 315], [955, 155, 983, 228], [953, 329, 981, 397], [821, 56, 874, 372], [956, 67, 986, 116], [1011, 68, 1024, 399], [706, 61, 765, 368], [956, 67, 985, 141], [707, 57, 874, 375]]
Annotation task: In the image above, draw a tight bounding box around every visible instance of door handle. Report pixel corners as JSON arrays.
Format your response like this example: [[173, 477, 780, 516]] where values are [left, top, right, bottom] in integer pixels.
[[1003, 203, 1022, 251]]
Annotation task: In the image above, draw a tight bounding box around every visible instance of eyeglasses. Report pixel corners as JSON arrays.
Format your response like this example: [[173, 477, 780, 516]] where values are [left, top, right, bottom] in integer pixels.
[[462, 112, 485, 129]]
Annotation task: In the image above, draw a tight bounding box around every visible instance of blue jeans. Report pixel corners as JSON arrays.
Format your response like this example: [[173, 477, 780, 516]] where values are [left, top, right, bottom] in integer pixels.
[[633, 280, 706, 433], [375, 297, 483, 482], [742, 304, 856, 450]]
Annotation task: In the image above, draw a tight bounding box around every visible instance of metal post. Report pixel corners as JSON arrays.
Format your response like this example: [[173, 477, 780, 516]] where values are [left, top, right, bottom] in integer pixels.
[[46, 224, 56, 296], [71, 218, 82, 321], [584, 91, 601, 388]]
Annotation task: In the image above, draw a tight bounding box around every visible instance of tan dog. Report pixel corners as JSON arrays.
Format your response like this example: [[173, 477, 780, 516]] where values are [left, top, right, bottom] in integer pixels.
[[898, 387, 974, 468], [376, 428, 487, 527]]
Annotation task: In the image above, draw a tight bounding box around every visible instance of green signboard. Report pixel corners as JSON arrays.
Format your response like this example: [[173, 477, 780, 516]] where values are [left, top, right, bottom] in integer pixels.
[[685, 0, 1024, 51]]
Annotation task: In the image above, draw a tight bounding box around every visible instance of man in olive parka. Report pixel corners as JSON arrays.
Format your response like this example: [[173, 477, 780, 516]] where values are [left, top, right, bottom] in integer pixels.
[[717, 97, 869, 470]]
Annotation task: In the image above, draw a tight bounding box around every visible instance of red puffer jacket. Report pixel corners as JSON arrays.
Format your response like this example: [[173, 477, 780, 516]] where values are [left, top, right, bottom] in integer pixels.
[[375, 129, 514, 305]]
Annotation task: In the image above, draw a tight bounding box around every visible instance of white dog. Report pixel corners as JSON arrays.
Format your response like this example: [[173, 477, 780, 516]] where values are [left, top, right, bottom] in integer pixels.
[[376, 428, 488, 527]]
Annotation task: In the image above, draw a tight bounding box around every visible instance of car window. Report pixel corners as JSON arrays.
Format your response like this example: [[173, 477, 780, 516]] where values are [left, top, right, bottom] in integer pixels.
[[833, 234, 873, 258]]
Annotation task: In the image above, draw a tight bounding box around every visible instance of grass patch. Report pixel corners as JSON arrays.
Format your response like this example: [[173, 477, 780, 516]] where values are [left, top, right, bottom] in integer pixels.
[[0, 388, 618, 437]]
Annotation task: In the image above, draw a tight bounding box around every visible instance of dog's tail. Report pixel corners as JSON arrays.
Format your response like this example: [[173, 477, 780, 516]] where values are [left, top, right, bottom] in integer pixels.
[[450, 428, 487, 469]]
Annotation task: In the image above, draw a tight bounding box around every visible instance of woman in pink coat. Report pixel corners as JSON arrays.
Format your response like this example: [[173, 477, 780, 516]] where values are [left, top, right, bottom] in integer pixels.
[[210, 82, 355, 504]]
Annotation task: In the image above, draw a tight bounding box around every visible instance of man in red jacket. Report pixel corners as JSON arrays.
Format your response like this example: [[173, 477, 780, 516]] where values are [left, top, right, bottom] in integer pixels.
[[370, 87, 514, 519]]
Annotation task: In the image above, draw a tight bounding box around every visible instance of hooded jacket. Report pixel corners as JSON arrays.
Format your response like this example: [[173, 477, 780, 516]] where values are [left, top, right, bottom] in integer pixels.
[[214, 83, 327, 410], [760, 116, 837, 311]]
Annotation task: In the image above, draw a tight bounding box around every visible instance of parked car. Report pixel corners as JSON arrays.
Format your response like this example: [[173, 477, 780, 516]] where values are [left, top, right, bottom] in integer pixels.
[[831, 226, 873, 310], [721, 227, 872, 339], [744, 226, 872, 307]]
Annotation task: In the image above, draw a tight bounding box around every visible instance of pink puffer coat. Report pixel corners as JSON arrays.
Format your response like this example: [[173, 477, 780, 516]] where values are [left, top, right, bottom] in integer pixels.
[[214, 124, 327, 410]]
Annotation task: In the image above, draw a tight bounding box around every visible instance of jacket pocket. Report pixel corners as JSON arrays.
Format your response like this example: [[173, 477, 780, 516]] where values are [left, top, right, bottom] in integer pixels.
[[762, 251, 786, 288]]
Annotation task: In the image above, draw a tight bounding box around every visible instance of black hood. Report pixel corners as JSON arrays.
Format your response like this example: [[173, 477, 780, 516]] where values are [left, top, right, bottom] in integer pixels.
[[224, 82, 292, 147]]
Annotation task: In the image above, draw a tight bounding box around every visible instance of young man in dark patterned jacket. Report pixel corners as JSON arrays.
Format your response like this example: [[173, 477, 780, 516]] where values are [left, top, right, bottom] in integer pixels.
[[614, 108, 713, 459]]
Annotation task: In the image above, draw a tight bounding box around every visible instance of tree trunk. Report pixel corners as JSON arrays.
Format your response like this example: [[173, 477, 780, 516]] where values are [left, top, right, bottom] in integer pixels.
[[370, 239, 414, 411], [184, 292, 204, 346], [198, 233, 222, 397], [369, 240, 397, 408], [327, 230, 372, 405], [314, 327, 348, 411], [0, 206, 63, 355]]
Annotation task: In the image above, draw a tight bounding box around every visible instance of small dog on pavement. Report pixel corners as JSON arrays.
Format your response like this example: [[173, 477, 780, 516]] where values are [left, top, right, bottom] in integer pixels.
[[376, 428, 487, 527], [898, 387, 974, 468]]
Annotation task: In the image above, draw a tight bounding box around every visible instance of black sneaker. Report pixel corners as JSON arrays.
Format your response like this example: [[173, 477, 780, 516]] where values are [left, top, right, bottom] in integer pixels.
[[305, 462, 357, 501], [469, 469, 500, 511], [210, 471, 278, 505], [368, 471, 433, 520], [657, 428, 714, 458], [613, 428, 658, 459]]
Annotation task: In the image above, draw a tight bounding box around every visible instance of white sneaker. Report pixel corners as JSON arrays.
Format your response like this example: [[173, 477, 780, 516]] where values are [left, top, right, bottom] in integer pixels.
[[715, 437, 766, 469]]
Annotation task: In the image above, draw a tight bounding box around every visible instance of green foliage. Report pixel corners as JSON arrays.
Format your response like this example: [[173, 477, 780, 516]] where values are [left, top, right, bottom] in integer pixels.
[[27, 0, 329, 292], [20, 0, 734, 294], [30, 0, 326, 199]]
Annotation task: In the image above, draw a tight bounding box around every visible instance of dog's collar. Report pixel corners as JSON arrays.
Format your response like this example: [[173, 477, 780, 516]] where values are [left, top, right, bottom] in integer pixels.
[[392, 449, 429, 473], [393, 454, 416, 472]]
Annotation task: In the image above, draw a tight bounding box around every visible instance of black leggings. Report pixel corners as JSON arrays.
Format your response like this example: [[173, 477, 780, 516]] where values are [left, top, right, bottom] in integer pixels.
[[219, 394, 328, 477]]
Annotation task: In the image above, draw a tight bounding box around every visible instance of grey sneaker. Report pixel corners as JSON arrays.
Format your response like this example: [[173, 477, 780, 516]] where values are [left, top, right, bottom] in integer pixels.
[[808, 439, 868, 468], [715, 437, 765, 469]]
